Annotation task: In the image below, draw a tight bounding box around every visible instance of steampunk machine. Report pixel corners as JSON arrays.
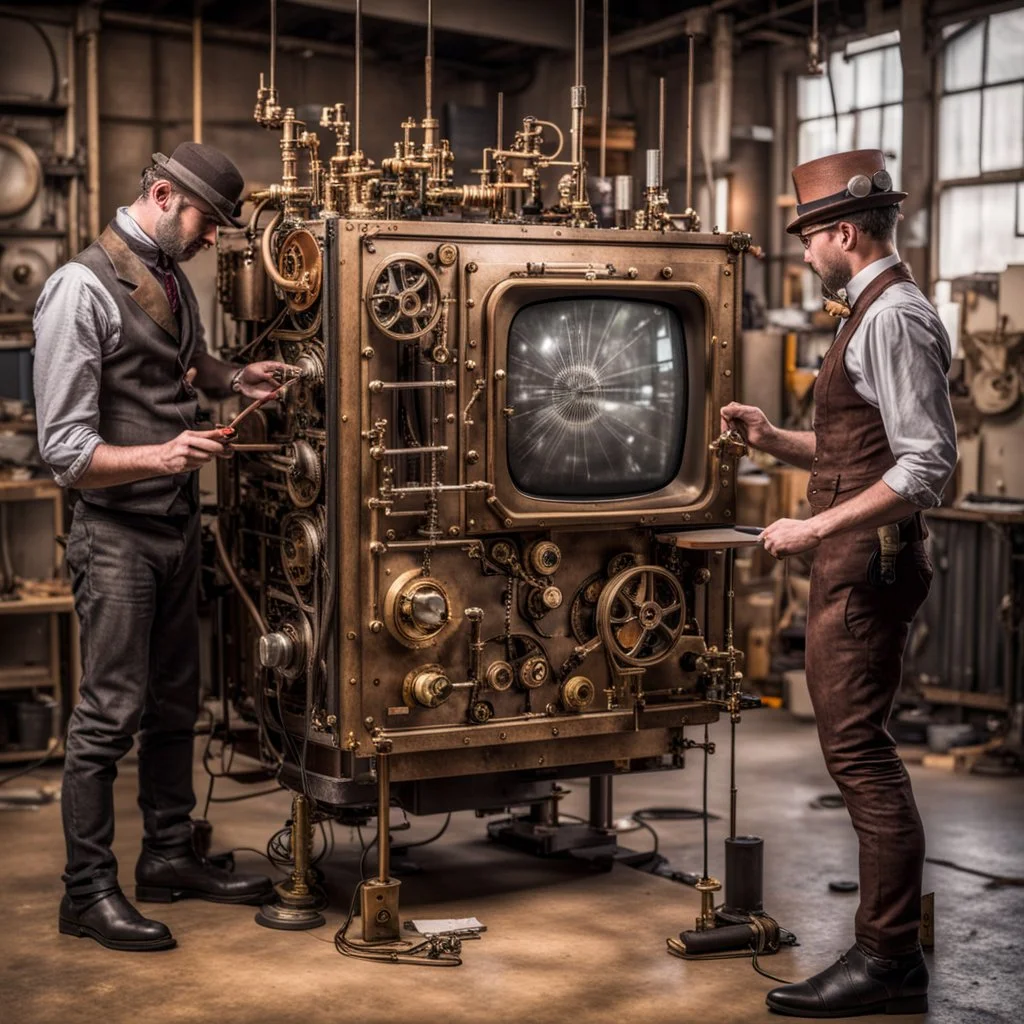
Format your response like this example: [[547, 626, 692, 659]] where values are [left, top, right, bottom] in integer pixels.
[[213, 0, 761, 960]]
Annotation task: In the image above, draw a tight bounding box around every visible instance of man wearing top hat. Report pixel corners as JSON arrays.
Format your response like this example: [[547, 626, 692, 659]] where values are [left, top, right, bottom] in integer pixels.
[[33, 143, 294, 951], [722, 150, 957, 1017]]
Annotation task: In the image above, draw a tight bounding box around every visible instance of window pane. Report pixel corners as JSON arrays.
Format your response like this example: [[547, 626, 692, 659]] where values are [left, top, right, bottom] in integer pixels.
[[987, 9, 1024, 85], [837, 112, 856, 152], [798, 74, 831, 119], [938, 92, 981, 179], [939, 183, 1024, 278], [882, 105, 903, 188], [944, 21, 984, 91], [882, 47, 903, 104], [857, 107, 882, 149], [829, 52, 855, 114], [855, 50, 885, 109], [982, 84, 1024, 172], [798, 118, 837, 164]]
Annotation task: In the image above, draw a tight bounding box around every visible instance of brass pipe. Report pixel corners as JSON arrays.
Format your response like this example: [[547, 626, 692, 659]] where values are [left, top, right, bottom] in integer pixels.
[[376, 748, 391, 882], [269, 0, 277, 95], [65, 27, 79, 254], [260, 208, 306, 292], [85, 23, 100, 240], [686, 33, 695, 213], [599, 0, 609, 178], [192, 13, 202, 143], [354, 0, 362, 156], [658, 76, 665, 189], [291, 793, 312, 898]]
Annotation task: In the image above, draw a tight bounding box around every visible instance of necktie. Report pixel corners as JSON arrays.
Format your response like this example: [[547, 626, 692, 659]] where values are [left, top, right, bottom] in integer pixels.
[[155, 252, 180, 316]]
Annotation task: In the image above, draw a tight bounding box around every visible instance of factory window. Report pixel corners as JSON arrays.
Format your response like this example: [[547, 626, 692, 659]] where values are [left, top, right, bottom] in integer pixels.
[[937, 11, 1024, 279], [796, 31, 903, 187]]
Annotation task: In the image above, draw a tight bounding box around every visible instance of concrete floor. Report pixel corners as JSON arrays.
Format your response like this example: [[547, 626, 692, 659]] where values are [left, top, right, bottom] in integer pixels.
[[1, 709, 1021, 1024]]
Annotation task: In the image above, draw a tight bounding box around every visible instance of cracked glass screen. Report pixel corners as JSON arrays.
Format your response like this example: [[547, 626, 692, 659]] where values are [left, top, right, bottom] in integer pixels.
[[506, 298, 686, 499]]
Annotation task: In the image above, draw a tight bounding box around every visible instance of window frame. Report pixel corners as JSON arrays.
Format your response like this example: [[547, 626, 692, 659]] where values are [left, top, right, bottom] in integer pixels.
[[933, 11, 1024, 283]]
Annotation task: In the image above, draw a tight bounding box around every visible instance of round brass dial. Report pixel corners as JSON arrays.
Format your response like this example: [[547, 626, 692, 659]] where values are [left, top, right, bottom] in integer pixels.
[[561, 676, 595, 712], [286, 440, 323, 508], [383, 568, 453, 649], [403, 664, 453, 709]]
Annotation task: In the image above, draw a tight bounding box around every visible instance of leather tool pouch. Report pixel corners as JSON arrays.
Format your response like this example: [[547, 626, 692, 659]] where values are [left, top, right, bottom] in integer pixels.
[[867, 523, 903, 588]]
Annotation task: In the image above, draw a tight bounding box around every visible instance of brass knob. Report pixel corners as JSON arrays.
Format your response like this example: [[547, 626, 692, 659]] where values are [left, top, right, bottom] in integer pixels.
[[258, 631, 294, 670], [519, 655, 548, 689], [486, 661, 514, 691], [560, 676, 594, 712], [403, 665, 453, 709]]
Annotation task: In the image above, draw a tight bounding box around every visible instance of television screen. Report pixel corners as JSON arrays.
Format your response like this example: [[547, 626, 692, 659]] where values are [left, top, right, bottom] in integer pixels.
[[506, 298, 686, 499]]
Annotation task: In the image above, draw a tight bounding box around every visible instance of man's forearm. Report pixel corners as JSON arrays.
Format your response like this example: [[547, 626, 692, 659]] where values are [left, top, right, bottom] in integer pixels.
[[190, 351, 235, 397], [76, 442, 166, 489], [811, 479, 921, 542], [758, 428, 816, 470]]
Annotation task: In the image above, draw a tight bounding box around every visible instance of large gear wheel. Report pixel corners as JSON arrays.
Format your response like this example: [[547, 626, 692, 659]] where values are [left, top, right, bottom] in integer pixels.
[[366, 254, 442, 340], [596, 565, 685, 667]]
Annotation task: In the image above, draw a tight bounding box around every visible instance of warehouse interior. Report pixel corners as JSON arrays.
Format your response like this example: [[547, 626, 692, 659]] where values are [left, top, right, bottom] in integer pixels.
[[0, 1, 1022, 1022]]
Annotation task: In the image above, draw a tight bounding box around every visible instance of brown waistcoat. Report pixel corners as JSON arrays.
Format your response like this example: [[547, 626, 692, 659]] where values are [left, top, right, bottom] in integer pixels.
[[807, 261, 915, 515]]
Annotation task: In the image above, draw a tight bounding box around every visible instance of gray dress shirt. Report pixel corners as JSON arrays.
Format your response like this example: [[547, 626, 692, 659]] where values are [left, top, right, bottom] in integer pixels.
[[840, 252, 958, 508], [32, 207, 207, 487]]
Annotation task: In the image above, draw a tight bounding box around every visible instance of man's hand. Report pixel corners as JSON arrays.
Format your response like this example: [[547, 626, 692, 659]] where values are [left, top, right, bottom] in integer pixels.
[[761, 517, 822, 558], [157, 428, 234, 474], [235, 361, 301, 401], [720, 402, 776, 449]]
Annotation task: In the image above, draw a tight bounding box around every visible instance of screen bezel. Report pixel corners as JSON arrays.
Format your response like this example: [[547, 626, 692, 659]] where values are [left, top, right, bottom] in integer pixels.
[[482, 278, 714, 530]]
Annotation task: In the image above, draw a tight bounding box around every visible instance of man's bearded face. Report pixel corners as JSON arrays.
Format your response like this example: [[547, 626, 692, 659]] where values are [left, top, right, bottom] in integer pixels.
[[154, 193, 208, 262]]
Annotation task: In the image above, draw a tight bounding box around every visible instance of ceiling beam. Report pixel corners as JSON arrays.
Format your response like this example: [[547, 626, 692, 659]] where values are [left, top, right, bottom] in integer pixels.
[[281, 0, 574, 50]]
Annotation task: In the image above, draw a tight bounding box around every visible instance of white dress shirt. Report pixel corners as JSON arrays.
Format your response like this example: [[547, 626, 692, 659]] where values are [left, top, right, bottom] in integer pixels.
[[839, 252, 958, 508]]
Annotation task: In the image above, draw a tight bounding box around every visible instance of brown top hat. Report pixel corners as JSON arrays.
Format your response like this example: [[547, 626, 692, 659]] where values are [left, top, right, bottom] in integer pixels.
[[786, 149, 906, 235]]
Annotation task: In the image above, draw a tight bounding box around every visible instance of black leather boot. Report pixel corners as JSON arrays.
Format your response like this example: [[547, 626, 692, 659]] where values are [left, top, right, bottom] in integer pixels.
[[135, 848, 273, 905], [59, 889, 176, 951], [766, 944, 928, 1018]]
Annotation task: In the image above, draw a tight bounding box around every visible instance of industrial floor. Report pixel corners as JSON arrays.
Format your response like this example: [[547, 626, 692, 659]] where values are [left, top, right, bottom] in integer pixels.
[[1, 709, 1021, 1024]]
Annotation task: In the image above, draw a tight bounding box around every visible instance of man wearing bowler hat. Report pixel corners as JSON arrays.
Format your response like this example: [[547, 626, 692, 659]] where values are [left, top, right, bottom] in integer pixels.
[[33, 143, 295, 951], [722, 150, 957, 1017]]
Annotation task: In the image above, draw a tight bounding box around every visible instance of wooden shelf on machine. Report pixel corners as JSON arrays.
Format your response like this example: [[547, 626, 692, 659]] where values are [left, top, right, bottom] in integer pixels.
[[657, 526, 764, 550]]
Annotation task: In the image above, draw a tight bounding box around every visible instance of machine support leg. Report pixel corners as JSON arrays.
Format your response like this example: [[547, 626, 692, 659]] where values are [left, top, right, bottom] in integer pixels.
[[255, 791, 327, 930], [589, 775, 613, 831], [361, 746, 402, 942]]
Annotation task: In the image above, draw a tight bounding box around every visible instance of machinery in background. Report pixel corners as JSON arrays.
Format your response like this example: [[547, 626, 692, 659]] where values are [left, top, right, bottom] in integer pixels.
[[211, 0, 764, 960]]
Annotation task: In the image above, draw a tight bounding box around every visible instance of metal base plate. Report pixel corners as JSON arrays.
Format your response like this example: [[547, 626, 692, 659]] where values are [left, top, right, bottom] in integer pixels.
[[487, 815, 615, 858], [254, 900, 327, 931]]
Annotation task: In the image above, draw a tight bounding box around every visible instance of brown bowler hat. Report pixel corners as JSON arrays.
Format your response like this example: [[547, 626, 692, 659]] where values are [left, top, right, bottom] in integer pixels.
[[786, 149, 906, 235]]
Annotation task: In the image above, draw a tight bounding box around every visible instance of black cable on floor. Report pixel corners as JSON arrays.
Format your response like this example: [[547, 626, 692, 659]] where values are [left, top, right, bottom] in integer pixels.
[[0, 741, 59, 788], [926, 856, 1024, 888]]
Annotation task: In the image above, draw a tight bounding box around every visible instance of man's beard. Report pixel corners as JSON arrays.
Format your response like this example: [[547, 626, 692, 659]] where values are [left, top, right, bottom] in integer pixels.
[[154, 197, 205, 262], [810, 249, 853, 298]]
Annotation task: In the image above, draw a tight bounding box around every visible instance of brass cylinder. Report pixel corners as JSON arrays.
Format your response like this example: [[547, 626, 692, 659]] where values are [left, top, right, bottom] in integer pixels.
[[291, 793, 311, 897], [233, 253, 279, 321]]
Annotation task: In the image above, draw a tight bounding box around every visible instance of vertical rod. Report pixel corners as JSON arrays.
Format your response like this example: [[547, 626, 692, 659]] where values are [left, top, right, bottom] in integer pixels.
[[291, 793, 311, 896], [425, 0, 433, 122], [702, 723, 710, 879], [730, 718, 737, 839], [589, 775, 613, 831], [269, 0, 277, 94], [85, 24, 100, 240], [65, 26, 79, 255], [574, 0, 583, 92], [686, 33, 695, 212], [599, 0, 609, 178], [496, 90, 504, 149], [658, 76, 665, 189], [192, 12, 203, 143], [354, 0, 362, 153], [376, 750, 391, 881]]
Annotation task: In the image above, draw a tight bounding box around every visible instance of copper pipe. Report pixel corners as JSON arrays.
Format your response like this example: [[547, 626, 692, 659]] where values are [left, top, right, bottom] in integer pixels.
[[269, 0, 277, 94], [192, 13, 203, 143], [85, 24, 100, 240], [211, 520, 268, 635]]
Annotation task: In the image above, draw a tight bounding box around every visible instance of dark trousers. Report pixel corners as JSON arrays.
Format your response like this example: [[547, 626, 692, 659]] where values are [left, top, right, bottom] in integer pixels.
[[62, 502, 201, 898], [805, 531, 933, 958]]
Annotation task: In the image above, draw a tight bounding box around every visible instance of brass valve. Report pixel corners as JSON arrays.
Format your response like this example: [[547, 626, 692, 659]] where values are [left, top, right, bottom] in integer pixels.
[[709, 427, 748, 460]]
